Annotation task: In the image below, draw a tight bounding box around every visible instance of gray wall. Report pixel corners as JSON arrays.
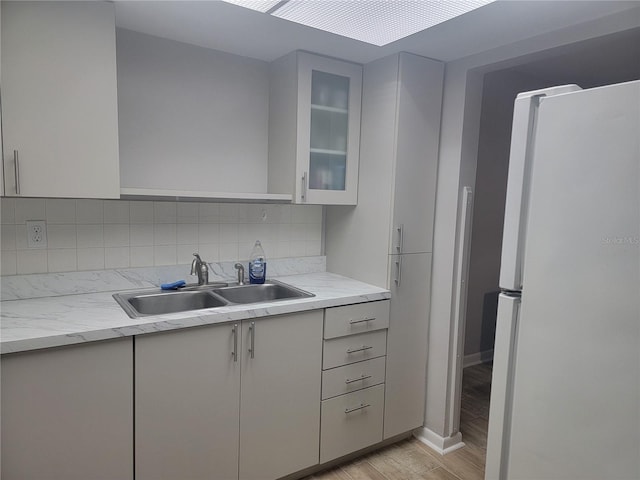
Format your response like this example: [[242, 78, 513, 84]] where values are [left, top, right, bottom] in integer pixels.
[[463, 69, 543, 359], [424, 8, 640, 439], [116, 28, 270, 194], [463, 28, 640, 360]]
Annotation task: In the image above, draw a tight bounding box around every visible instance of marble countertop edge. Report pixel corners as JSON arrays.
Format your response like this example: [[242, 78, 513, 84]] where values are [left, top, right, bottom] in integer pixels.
[[1, 272, 390, 354]]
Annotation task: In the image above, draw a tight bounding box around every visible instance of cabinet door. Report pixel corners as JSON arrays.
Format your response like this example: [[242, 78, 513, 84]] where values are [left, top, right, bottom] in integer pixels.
[[239, 311, 323, 480], [1, 339, 133, 480], [384, 252, 432, 438], [297, 53, 362, 205], [389, 54, 444, 254], [135, 323, 241, 480], [1, 2, 120, 198]]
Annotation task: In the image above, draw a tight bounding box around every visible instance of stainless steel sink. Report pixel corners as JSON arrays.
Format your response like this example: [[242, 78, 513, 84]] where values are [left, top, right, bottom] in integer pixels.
[[113, 290, 227, 318], [113, 280, 314, 318], [211, 281, 314, 304]]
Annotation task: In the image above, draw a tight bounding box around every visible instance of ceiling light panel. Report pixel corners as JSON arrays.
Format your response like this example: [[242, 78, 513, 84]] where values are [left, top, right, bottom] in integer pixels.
[[222, 0, 284, 13], [271, 0, 495, 46]]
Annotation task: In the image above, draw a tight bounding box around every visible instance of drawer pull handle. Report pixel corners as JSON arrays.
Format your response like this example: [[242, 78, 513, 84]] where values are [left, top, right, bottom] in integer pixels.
[[346, 345, 373, 354], [14, 150, 21, 195], [301, 171, 307, 202], [345, 374, 372, 385], [345, 403, 371, 414], [232, 324, 238, 362], [349, 317, 375, 325], [249, 321, 255, 359]]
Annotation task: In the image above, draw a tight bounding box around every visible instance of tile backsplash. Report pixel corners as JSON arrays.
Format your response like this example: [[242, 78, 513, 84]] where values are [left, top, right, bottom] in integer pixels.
[[0, 198, 323, 276]]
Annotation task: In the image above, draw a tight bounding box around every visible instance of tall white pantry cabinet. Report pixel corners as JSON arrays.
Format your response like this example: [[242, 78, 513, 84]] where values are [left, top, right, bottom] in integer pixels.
[[326, 52, 444, 438]]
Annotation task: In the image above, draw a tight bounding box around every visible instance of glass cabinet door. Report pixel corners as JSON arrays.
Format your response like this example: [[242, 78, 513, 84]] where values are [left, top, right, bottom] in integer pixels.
[[309, 71, 350, 192], [267, 51, 361, 205], [297, 52, 361, 205]]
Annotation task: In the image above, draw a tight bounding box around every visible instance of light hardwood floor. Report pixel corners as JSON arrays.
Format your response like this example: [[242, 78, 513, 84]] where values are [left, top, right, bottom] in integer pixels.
[[307, 363, 493, 480]]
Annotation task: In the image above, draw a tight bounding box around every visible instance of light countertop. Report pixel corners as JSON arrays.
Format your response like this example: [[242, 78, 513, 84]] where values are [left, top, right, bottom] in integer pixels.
[[1, 272, 390, 354]]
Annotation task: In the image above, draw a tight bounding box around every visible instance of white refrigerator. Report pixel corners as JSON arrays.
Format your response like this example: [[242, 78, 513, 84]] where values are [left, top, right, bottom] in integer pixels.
[[485, 80, 640, 479]]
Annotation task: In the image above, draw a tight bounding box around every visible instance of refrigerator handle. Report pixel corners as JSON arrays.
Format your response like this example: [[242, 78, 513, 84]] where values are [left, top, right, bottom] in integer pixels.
[[500, 85, 581, 291], [485, 293, 521, 480], [500, 93, 542, 291]]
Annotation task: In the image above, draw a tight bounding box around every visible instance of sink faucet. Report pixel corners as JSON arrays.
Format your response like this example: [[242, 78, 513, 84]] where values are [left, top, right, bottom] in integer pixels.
[[191, 253, 209, 285], [234, 263, 245, 285]]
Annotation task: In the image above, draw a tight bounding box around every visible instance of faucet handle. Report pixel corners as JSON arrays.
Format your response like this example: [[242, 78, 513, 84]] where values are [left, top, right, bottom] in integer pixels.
[[234, 263, 246, 285], [191, 253, 205, 277]]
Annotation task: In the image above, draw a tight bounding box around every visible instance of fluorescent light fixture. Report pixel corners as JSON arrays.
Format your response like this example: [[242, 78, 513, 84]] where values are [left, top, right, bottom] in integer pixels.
[[222, 0, 495, 46], [222, 0, 284, 13]]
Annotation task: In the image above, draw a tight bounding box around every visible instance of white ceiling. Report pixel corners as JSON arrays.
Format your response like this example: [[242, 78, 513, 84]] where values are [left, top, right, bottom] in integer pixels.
[[114, 1, 640, 64]]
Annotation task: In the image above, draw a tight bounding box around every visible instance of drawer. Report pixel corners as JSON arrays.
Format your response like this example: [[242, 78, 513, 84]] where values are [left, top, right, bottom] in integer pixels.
[[322, 356, 386, 400], [322, 330, 387, 370], [324, 301, 390, 339], [320, 384, 385, 464]]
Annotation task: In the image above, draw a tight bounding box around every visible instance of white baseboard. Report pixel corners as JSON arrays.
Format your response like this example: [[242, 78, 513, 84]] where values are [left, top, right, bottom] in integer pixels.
[[413, 427, 465, 455], [463, 349, 494, 368]]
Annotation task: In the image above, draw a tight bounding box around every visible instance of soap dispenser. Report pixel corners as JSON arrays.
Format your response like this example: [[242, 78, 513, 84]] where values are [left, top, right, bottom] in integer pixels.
[[248, 240, 266, 284]]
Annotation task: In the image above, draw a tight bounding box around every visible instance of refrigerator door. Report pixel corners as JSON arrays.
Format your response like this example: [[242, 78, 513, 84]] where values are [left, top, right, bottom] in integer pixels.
[[485, 293, 520, 480], [503, 81, 640, 479], [499, 85, 581, 291]]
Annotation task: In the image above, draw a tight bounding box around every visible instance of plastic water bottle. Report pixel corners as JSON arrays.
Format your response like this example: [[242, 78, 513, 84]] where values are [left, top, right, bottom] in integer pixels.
[[248, 240, 266, 284]]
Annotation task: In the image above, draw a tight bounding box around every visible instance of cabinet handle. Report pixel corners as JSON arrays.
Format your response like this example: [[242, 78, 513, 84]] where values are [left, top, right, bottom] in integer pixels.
[[232, 324, 238, 362], [301, 171, 307, 202], [346, 345, 373, 354], [396, 224, 404, 253], [345, 374, 372, 385], [394, 256, 402, 287], [13, 150, 20, 195], [248, 321, 255, 358], [345, 403, 371, 414], [349, 317, 375, 325]]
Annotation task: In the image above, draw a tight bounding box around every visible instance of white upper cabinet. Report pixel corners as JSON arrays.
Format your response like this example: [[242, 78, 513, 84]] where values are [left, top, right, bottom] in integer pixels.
[[1, 2, 120, 199], [269, 52, 362, 205], [388, 54, 444, 254]]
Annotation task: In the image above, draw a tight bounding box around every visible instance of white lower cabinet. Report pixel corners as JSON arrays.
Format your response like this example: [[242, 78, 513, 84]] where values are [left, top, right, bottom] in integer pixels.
[[322, 329, 387, 370], [135, 310, 323, 480], [320, 384, 385, 463], [321, 356, 386, 400], [135, 322, 241, 480], [324, 300, 390, 339], [319, 301, 390, 463], [239, 312, 323, 480], [1, 302, 391, 479], [1, 339, 133, 480], [384, 253, 432, 438]]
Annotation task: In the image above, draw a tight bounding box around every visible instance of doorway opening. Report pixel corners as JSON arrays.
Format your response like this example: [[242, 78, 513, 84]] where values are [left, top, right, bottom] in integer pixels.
[[457, 26, 640, 468]]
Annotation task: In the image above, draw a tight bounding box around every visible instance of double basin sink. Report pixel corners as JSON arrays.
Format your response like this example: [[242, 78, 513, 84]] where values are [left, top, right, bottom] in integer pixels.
[[113, 280, 314, 318]]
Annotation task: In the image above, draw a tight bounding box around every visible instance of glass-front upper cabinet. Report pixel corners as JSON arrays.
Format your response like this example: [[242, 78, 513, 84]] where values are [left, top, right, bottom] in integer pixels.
[[269, 52, 362, 205]]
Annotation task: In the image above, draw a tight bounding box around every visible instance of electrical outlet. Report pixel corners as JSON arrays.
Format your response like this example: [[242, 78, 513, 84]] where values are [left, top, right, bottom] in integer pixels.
[[26, 220, 47, 248]]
